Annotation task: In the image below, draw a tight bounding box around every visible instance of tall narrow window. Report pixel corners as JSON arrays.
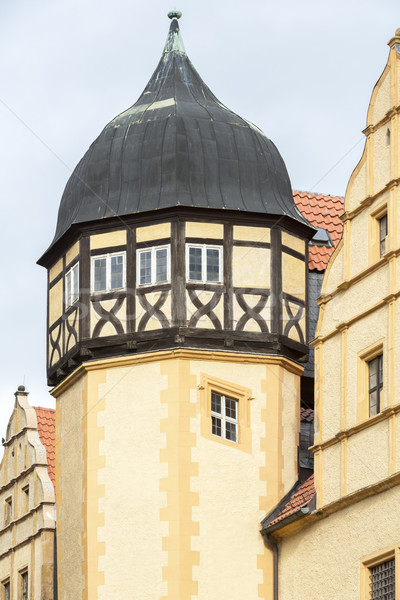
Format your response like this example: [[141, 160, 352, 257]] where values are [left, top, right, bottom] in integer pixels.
[[186, 245, 222, 283], [137, 245, 170, 286], [369, 558, 395, 599], [22, 485, 29, 513], [91, 252, 126, 293], [386, 127, 391, 147], [368, 354, 383, 416], [20, 571, 28, 600], [4, 498, 12, 526], [2, 580, 10, 600], [211, 391, 238, 442], [65, 263, 79, 307], [379, 214, 388, 257]]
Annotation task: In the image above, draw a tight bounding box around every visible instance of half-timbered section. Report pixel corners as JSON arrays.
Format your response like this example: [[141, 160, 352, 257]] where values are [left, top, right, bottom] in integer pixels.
[[42, 209, 311, 386]]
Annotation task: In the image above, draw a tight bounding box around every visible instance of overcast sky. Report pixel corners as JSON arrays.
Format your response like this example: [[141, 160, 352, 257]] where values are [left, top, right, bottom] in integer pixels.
[[0, 0, 398, 435]]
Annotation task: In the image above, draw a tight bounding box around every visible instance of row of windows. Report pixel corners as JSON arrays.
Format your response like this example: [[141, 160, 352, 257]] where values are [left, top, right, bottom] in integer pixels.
[[65, 244, 223, 307]]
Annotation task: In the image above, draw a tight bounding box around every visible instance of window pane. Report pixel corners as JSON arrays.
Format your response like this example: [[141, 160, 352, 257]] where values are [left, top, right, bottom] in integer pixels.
[[206, 248, 220, 282], [139, 251, 152, 285], [211, 392, 221, 414], [155, 248, 168, 283], [369, 359, 377, 389], [212, 416, 222, 437], [225, 397, 237, 420], [225, 421, 237, 442], [94, 258, 107, 292], [72, 264, 79, 302], [66, 271, 72, 306], [110, 254, 124, 289], [369, 390, 378, 416], [189, 247, 202, 281]]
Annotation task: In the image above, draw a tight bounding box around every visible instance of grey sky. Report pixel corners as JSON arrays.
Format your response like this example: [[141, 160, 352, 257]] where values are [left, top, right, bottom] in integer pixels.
[[0, 0, 398, 435]]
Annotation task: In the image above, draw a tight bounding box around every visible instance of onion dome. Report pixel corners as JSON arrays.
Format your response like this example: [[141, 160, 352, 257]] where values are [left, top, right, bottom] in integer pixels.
[[51, 13, 308, 248]]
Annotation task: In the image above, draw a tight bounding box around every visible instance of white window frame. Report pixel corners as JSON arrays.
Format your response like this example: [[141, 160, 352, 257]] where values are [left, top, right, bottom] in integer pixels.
[[91, 252, 126, 293], [65, 262, 79, 308], [136, 245, 171, 287], [186, 244, 223, 283], [211, 391, 238, 443]]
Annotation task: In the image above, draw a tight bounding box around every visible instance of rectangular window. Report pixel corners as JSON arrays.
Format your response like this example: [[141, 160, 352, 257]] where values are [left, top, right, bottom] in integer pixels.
[[379, 214, 387, 257], [22, 485, 29, 513], [369, 558, 395, 599], [137, 245, 170, 286], [4, 498, 12, 526], [211, 391, 238, 443], [2, 580, 10, 600], [65, 262, 79, 307], [91, 252, 126, 293], [369, 354, 383, 417], [19, 571, 28, 600], [186, 244, 222, 283]]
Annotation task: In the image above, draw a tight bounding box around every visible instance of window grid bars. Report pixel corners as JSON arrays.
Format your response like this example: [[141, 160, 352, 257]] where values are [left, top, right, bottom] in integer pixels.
[[186, 244, 223, 283], [91, 252, 126, 293], [211, 392, 238, 443], [369, 559, 395, 599], [137, 245, 170, 286]]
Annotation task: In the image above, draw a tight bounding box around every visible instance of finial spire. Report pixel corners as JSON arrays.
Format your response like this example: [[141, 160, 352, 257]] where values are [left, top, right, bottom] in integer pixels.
[[168, 10, 182, 20]]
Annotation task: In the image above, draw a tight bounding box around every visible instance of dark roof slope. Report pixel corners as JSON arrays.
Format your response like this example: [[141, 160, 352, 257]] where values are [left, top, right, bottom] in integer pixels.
[[262, 474, 316, 530], [49, 14, 309, 250]]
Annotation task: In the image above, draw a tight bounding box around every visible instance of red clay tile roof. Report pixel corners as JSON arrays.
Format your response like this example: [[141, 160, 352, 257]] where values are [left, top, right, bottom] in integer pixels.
[[269, 475, 315, 526], [293, 191, 344, 272], [34, 407, 55, 489], [300, 407, 314, 422]]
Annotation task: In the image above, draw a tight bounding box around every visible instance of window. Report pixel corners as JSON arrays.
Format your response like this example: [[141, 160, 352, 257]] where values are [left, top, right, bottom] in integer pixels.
[[91, 252, 125, 293], [137, 245, 170, 286], [19, 571, 28, 600], [22, 485, 29, 513], [4, 497, 12, 526], [65, 262, 79, 307], [2, 580, 10, 600], [369, 354, 383, 417], [369, 558, 395, 599], [379, 214, 388, 257], [186, 244, 222, 283], [211, 391, 238, 443]]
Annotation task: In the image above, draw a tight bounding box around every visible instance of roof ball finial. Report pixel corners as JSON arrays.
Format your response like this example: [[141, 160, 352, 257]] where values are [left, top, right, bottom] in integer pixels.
[[168, 9, 182, 20], [18, 385, 25, 392]]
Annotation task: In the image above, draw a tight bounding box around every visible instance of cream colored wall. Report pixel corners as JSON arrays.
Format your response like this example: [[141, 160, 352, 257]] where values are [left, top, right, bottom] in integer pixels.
[[56, 375, 85, 599], [279, 487, 400, 600], [90, 230, 126, 249], [282, 253, 305, 300], [137, 223, 170, 242], [234, 225, 270, 243], [233, 246, 270, 288], [49, 280, 63, 326], [53, 351, 301, 600]]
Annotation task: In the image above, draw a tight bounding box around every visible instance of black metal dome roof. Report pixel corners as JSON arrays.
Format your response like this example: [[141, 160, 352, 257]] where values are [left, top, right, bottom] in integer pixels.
[[51, 14, 308, 246]]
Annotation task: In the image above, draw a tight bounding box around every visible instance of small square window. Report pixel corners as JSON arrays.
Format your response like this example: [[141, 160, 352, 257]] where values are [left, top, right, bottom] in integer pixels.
[[65, 262, 79, 307], [137, 245, 170, 286], [368, 354, 383, 417], [4, 497, 12, 526], [379, 214, 387, 257], [91, 252, 126, 293], [186, 244, 222, 283], [211, 391, 238, 443]]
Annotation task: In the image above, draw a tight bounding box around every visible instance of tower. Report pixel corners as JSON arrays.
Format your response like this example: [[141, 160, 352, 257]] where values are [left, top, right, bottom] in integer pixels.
[[38, 13, 315, 599]]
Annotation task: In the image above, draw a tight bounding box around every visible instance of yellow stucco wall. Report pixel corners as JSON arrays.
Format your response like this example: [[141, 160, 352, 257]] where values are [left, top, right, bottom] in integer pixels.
[[279, 487, 400, 600], [185, 222, 223, 239], [233, 225, 270, 243], [233, 246, 270, 288], [53, 351, 302, 600], [49, 279, 63, 326], [90, 230, 126, 250], [137, 223, 171, 243]]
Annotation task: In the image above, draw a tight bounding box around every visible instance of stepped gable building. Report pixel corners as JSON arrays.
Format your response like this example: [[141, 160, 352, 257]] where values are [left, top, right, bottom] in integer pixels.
[[0, 388, 55, 600]]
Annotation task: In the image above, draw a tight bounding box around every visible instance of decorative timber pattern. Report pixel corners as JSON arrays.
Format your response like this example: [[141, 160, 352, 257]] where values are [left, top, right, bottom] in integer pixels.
[[234, 288, 270, 332], [92, 297, 126, 337], [136, 290, 170, 331], [186, 287, 223, 330]]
